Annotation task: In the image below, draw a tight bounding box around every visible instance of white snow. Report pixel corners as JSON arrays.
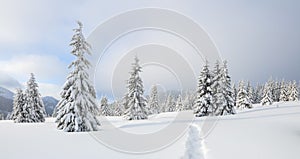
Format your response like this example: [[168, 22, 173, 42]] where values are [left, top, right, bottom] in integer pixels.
[[0, 101, 299, 159]]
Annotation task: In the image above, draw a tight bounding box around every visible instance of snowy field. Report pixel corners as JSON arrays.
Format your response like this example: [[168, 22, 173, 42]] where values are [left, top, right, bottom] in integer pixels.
[[0, 101, 299, 159]]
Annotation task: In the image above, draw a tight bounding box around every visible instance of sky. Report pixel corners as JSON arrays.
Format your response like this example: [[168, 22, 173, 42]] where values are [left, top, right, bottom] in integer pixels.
[[0, 0, 299, 99]]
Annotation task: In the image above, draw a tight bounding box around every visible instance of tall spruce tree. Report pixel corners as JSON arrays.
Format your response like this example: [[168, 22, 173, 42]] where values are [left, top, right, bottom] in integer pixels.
[[23, 73, 46, 122], [55, 22, 100, 132], [194, 61, 214, 117], [10, 89, 25, 122], [211, 60, 222, 114], [216, 61, 236, 115], [147, 85, 160, 114], [123, 56, 148, 120], [236, 80, 252, 109]]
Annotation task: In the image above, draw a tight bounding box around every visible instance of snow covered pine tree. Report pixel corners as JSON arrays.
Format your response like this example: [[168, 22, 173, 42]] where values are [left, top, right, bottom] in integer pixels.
[[10, 89, 25, 122], [147, 85, 160, 115], [100, 96, 112, 116], [261, 82, 273, 105], [288, 80, 298, 101], [123, 56, 148, 120], [175, 95, 184, 112], [55, 21, 100, 132], [194, 61, 214, 117], [164, 94, 176, 112], [211, 60, 235, 115], [236, 80, 252, 109], [279, 80, 289, 102], [22, 73, 46, 123], [217, 61, 236, 115]]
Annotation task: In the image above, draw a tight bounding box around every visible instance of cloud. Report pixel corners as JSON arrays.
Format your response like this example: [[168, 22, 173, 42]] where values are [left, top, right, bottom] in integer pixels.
[[0, 54, 68, 84], [38, 83, 61, 99], [0, 0, 77, 45]]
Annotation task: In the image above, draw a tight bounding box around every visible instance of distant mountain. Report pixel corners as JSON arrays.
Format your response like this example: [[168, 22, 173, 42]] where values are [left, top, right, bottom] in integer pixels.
[[0, 96, 13, 117], [42, 96, 59, 116], [0, 87, 14, 99], [0, 86, 58, 118]]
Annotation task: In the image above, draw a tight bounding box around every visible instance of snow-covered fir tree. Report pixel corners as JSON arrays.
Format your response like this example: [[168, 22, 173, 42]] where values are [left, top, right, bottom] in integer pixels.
[[211, 60, 222, 114], [252, 84, 264, 104], [182, 91, 195, 111], [232, 83, 237, 107], [147, 85, 160, 114], [111, 100, 124, 116], [236, 80, 252, 109], [261, 82, 273, 105], [10, 89, 25, 122], [175, 95, 184, 111], [55, 22, 100, 132], [216, 61, 236, 115], [246, 81, 254, 104], [273, 80, 281, 102], [194, 61, 214, 117], [279, 80, 289, 102], [100, 96, 112, 116], [164, 94, 175, 112], [182, 124, 205, 159], [288, 80, 298, 101], [123, 56, 148, 120], [267, 79, 276, 102], [23, 73, 46, 123], [0, 113, 4, 120]]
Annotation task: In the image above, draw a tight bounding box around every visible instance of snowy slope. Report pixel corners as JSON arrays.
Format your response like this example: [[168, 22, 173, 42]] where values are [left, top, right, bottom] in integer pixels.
[[0, 102, 299, 159]]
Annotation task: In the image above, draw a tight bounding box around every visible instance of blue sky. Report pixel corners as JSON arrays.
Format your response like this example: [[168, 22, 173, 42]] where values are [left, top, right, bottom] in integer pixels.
[[0, 0, 299, 98]]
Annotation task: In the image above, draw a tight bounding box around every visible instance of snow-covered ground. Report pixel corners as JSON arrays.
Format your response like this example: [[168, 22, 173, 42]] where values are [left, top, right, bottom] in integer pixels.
[[0, 101, 299, 159]]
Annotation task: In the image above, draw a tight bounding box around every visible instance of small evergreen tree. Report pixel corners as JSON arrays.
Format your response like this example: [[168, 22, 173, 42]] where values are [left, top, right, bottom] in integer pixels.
[[194, 61, 214, 117], [147, 85, 160, 114], [246, 81, 254, 104], [236, 81, 252, 109], [165, 94, 175, 112], [123, 56, 148, 120], [10, 89, 25, 122], [288, 80, 298, 101], [273, 80, 281, 102], [182, 91, 194, 111], [261, 82, 273, 105], [175, 95, 184, 111], [252, 84, 264, 104], [23, 73, 46, 122], [55, 22, 100, 132], [100, 96, 112, 116], [279, 80, 289, 101], [109, 99, 124, 116]]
